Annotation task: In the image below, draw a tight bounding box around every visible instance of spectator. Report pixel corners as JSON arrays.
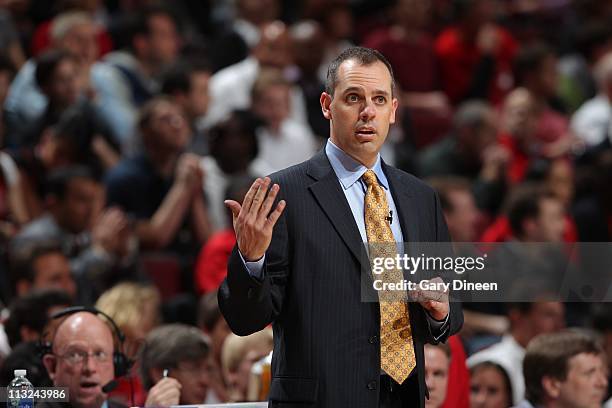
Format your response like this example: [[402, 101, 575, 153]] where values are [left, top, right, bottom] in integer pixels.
[[208, 0, 281, 72], [40, 310, 128, 408], [205, 21, 308, 128], [470, 361, 514, 408], [12, 167, 131, 299], [428, 176, 480, 242], [0, 55, 16, 146], [251, 68, 317, 173], [435, 0, 518, 105], [440, 336, 470, 408], [200, 111, 264, 231], [419, 100, 508, 213], [4, 288, 72, 349], [517, 330, 607, 408], [571, 52, 612, 148], [99, 5, 181, 147], [140, 324, 216, 405], [424, 343, 451, 408], [195, 176, 254, 292], [290, 20, 329, 140], [592, 303, 612, 401], [315, 2, 354, 84], [0, 341, 51, 387], [161, 59, 212, 155], [221, 328, 273, 402], [4, 11, 100, 143], [514, 43, 577, 157], [507, 186, 566, 243], [95, 282, 161, 407], [105, 97, 211, 254], [468, 301, 566, 403], [197, 291, 230, 402], [9, 241, 76, 300]]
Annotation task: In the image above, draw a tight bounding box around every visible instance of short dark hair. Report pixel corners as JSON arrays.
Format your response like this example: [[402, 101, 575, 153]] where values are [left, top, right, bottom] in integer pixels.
[[35, 49, 75, 90], [0, 341, 52, 387], [325, 47, 395, 96], [514, 43, 556, 85], [208, 109, 262, 162], [427, 177, 473, 213], [140, 324, 211, 389], [507, 184, 558, 239], [9, 240, 66, 294], [161, 59, 211, 95], [123, 5, 180, 51], [4, 289, 73, 348], [524, 330, 603, 405], [45, 165, 98, 201]]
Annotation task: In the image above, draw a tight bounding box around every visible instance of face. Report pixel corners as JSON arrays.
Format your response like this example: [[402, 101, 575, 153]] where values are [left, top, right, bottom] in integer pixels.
[[321, 59, 398, 167], [524, 302, 565, 340], [546, 160, 574, 207], [470, 366, 512, 408], [58, 178, 102, 234], [445, 189, 479, 242], [147, 14, 179, 66], [255, 23, 292, 69], [395, 0, 431, 29], [43, 313, 115, 408], [187, 71, 210, 119], [534, 197, 565, 242], [553, 353, 608, 408], [215, 119, 256, 173], [49, 59, 80, 107], [502, 89, 537, 141], [60, 23, 99, 66], [171, 357, 212, 404], [145, 100, 190, 152], [537, 55, 559, 98], [32, 252, 77, 299], [424, 345, 450, 408], [253, 84, 290, 131], [458, 112, 497, 161]]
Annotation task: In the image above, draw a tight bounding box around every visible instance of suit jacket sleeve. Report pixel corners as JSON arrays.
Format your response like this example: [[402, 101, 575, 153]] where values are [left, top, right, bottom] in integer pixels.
[[218, 193, 289, 336]]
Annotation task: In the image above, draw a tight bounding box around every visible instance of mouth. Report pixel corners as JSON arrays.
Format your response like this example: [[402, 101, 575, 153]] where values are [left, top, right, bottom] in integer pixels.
[[79, 381, 100, 391], [355, 127, 377, 141]]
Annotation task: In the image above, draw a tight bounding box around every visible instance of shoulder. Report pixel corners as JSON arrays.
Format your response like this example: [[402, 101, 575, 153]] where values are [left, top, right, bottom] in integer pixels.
[[384, 164, 437, 198], [104, 157, 147, 185]]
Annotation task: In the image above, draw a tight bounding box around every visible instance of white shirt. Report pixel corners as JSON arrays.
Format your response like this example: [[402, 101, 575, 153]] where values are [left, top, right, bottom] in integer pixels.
[[571, 94, 611, 147], [205, 57, 308, 128], [467, 334, 526, 404], [255, 120, 317, 173]]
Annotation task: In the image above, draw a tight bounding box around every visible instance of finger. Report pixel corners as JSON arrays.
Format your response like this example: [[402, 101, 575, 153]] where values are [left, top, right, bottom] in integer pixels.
[[248, 177, 270, 216], [224, 200, 242, 219], [258, 183, 279, 220], [264, 200, 286, 230], [241, 179, 261, 213]]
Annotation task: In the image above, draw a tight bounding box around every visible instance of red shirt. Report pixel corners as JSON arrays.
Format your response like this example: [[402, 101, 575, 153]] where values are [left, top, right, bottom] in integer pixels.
[[440, 335, 470, 408], [435, 26, 518, 105], [195, 229, 236, 294]]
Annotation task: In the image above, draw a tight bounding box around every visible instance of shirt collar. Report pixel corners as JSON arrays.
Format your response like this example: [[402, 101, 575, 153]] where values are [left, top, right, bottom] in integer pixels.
[[325, 139, 389, 190]]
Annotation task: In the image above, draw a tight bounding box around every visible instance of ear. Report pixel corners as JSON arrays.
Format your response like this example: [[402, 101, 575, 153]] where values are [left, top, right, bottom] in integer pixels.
[[320, 92, 332, 120], [42, 354, 58, 382], [542, 375, 562, 399], [390, 97, 399, 125]]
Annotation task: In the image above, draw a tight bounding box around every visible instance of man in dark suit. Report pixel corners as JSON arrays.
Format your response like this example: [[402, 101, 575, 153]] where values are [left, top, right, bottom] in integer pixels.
[[219, 47, 463, 407]]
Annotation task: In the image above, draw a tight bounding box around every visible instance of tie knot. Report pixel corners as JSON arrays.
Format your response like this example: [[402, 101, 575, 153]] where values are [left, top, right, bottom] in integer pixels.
[[362, 169, 379, 187]]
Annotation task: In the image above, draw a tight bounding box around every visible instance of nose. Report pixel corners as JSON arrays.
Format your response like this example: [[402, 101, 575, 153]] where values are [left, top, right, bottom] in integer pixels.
[[359, 101, 376, 122]]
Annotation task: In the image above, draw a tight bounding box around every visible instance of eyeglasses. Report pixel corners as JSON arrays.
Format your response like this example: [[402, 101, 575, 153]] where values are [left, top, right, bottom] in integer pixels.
[[57, 350, 111, 365]]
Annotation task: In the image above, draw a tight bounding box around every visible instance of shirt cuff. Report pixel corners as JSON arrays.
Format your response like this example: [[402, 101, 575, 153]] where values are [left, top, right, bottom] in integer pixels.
[[426, 311, 450, 342], [239, 251, 265, 280]]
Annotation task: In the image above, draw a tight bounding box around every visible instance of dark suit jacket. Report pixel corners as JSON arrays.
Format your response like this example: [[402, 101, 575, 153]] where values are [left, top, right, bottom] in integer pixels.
[[219, 150, 463, 408]]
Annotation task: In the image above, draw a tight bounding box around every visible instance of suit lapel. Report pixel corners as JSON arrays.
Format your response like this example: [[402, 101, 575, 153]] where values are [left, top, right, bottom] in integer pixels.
[[307, 151, 365, 269], [383, 163, 419, 243]]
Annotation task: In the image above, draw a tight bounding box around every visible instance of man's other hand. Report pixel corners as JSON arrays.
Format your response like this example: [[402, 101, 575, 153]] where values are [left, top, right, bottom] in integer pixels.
[[144, 377, 182, 407]]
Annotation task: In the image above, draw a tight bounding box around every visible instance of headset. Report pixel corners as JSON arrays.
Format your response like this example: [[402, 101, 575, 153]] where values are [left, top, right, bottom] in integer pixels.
[[39, 306, 134, 379]]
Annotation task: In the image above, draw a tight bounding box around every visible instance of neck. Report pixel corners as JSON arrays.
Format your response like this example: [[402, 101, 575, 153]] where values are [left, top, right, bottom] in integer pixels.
[[146, 147, 178, 177]]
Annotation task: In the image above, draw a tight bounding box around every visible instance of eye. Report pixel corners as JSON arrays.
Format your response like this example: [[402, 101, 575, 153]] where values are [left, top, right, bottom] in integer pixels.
[[346, 94, 359, 103], [374, 96, 386, 104]]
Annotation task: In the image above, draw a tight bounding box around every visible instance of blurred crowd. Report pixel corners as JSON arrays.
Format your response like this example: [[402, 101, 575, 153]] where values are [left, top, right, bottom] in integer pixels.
[[0, 0, 611, 407]]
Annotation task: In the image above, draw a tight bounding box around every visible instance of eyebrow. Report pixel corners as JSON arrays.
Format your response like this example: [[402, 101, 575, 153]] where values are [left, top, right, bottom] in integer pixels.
[[342, 87, 391, 97]]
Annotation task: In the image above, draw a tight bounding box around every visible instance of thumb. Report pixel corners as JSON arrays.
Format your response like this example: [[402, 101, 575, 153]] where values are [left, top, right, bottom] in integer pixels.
[[224, 200, 242, 218]]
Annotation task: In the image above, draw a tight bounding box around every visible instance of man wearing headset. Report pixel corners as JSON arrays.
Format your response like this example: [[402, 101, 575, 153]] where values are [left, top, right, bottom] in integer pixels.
[[41, 310, 127, 408]]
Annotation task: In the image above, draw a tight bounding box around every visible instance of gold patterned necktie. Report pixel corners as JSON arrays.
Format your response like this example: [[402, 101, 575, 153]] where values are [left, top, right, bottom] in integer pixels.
[[362, 169, 416, 384]]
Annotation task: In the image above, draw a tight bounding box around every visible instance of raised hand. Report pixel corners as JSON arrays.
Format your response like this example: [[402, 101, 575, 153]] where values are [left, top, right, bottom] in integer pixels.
[[224, 177, 286, 261]]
